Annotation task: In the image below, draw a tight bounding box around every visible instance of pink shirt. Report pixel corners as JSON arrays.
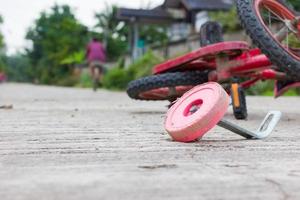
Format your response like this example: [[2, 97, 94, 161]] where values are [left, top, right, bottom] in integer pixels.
[[86, 41, 106, 62]]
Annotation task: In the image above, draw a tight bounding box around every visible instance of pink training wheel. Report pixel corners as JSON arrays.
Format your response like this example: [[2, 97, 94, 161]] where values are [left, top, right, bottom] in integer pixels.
[[165, 82, 229, 142]]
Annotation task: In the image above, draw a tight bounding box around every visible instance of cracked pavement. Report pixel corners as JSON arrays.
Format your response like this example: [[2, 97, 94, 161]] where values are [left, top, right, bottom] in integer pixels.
[[0, 83, 299, 200]]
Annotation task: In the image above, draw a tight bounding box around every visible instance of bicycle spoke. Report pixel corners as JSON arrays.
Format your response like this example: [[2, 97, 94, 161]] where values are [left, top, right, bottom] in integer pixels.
[[286, 32, 289, 49], [268, 11, 271, 28], [275, 26, 290, 42], [264, 5, 285, 22], [262, 12, 282, 23], [262, 13, 283, 22]]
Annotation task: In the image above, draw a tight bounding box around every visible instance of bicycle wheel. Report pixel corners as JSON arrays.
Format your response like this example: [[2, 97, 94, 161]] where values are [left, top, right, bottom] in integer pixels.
[[92, 67, 101, 92], [126, 71, 210, 101], [237, 0, 300, 80], [165, 82, 229, 142]]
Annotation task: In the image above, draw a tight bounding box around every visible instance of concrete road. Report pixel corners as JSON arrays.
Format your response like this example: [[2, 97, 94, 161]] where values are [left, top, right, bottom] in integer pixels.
[[0, 83, 299, 200]]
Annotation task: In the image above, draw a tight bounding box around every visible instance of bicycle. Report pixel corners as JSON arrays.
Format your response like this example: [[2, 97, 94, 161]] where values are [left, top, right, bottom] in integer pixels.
[[126, 2, 300, 142], [87, 61, 105, 91], [127, 19, 298, 120], [237, 0, 300, 80], [75, 61, 106, 91]]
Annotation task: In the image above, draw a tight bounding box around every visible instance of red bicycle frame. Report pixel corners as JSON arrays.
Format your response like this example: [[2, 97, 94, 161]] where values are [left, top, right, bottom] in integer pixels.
[[153, 42, 290, 91]]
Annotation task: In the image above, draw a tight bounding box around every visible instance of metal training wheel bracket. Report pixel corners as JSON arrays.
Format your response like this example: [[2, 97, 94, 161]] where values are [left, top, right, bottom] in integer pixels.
[[218, 111, 282, 139]]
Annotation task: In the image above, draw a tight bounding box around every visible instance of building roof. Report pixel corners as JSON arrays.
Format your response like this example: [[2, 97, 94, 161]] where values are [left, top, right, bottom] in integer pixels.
[[182, 0, 233, 11], [117, 0, 234, 24], [117, 8, 173, 24], [164, 0, 233, 11], [163, 0, 182, 8]]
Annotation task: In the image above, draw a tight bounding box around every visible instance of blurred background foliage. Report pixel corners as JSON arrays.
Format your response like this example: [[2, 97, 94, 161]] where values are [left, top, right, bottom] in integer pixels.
[[1, 4, 167, 87], [0, 16, 6, 73], [0, 1, 299, 95], [286, 0, 300, 10], [0, 16, 4, 49], [25, 5, 89, 85], [94, 5, 128, 61], [209, 8, 241, 33], [76, 50, 163, 90]]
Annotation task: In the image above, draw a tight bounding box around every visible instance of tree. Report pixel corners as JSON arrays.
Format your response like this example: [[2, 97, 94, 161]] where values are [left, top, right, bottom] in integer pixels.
[[287, 0, 300, 10], [5, 54, 33, 82], [0, 16, 4, 50], [94, 5, 128, 60], [0, 15, 6, 73], [209, 8, 242, 33], [26, 4, 89, 85], [94, 5, 168, 60]]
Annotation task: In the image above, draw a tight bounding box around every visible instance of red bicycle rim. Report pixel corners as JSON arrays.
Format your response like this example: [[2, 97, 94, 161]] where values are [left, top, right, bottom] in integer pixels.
[[139, 86, 194, 100]]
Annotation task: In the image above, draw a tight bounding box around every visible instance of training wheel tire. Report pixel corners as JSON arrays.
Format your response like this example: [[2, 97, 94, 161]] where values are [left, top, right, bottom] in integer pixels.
[[165, 82, 229, 142]]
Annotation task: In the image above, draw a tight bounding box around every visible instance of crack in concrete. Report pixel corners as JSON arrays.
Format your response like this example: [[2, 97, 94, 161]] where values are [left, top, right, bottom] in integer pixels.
[[266, 178, 290, 200]]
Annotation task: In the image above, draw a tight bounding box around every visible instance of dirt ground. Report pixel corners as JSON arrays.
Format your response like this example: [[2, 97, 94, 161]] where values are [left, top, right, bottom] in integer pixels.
[[0, 83, 299, 200]]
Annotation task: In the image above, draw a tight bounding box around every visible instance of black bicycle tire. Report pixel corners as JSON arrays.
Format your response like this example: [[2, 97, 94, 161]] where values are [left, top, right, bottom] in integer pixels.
[[126, 71, 210, 101]]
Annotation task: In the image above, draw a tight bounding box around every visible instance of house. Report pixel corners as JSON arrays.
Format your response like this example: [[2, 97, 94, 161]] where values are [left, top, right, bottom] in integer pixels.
[[117, 0, 234, 60]]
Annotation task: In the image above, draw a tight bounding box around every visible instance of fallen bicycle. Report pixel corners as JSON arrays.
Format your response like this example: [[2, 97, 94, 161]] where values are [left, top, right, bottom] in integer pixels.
[[126, 0, 300, 142]]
